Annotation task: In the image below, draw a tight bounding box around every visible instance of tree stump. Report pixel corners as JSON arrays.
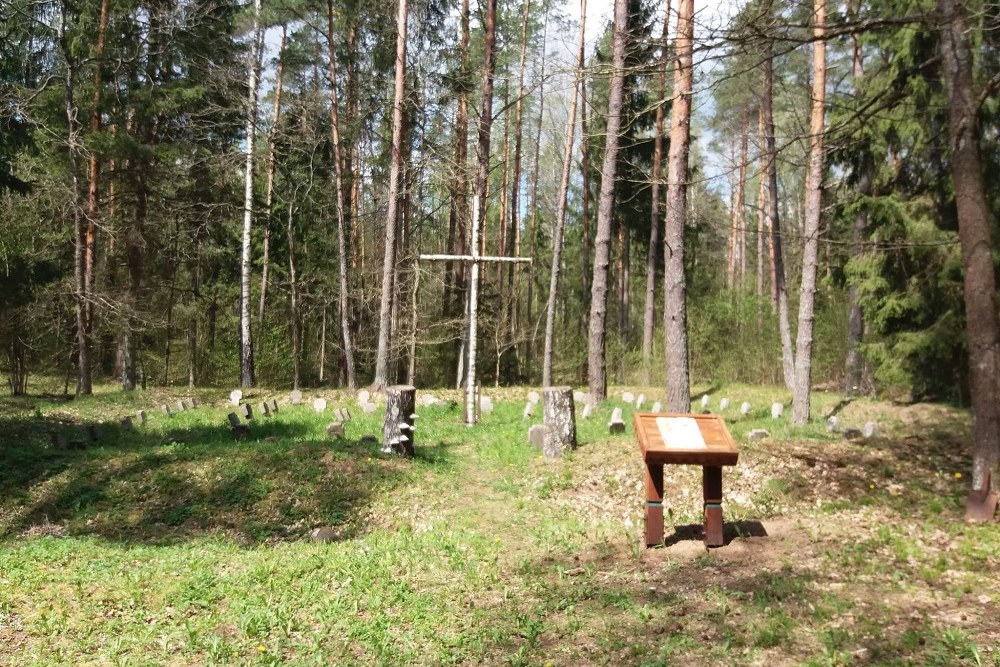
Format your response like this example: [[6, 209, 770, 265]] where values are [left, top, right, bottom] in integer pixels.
[[542, 386, 576, 458], [383, 385, 416, 457]]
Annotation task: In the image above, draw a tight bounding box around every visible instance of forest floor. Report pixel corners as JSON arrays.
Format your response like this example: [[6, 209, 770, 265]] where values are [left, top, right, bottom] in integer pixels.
[[1, 381, 998, 666]]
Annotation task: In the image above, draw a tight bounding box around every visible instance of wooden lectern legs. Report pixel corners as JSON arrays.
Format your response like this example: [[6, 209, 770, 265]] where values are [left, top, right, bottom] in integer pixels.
[[644, 463, 665, 546], [643, 463, 726, 547]]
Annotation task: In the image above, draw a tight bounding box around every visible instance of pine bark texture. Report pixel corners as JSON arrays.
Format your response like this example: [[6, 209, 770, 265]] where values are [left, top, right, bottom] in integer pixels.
[[258, 25, 286, 332], [373, 0, 409, 389], [542, 386, 576, 458], [938, 0, 1000, 499], [586, 0, 628, 402], [791, 0, 826, 425], [383, 385, 416, 457], [663, 0, 694, 413], [543, 0, 586, 388]]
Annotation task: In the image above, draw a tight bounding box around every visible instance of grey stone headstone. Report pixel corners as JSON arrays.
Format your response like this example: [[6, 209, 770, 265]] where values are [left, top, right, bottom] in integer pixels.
[[87, 424, 102, 442], [528, 424, 547, 450], [747, 428, 770, 442], [289, 389, 303, 405], [740, 402, 751, 416], [259, 402, 270, 417], [582, 403, 593, 419], [121, 416, 133, 431], [609, 407, 625, 434], [176, 400, 187, 412], [573, 391, 586, 403], [863, 422, 877, 438], [241, 403, 253, 420], [622, 391, 635, 405], [651, 401, 662, 413], [771, 402, 783, 419], [162, 404, 171, 416], [137, 410, 147, 426], [336, 407, 352, 421], [189, 397, 198, 409], [326, 422, 345, 439], [268, 398, 278, 413], [362, 402, 377, 414], [227, 412, 242, 428], [481, 397, 494, 414], [523, 401, 535, 419], [313, 397, 327, 413], [701, 394, 710, 409], [229, 389, 243, 406], [357, 389, 371, 405], [719, 398, 730, 411], [827, 416, 840, 432], [527, 390, 540, 405], [636, 394, 645, 410]]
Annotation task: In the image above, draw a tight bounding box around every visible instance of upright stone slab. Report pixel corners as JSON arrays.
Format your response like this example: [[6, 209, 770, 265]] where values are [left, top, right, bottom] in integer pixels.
[[701, 395, 710, 409], [863, 421, 877, 438], [771, 402, 783, 419], [527, 390, 540, 405], [289, 389, 303, 405], [229, 389, 243, 406], [357, 389, 371, 406], [542, 386, 576, 458], [383, 385, 416, 457], [227, 412, 250, 440], [650, 401, 662, 413], [481, 396, 494, 414], [608, 408, 626, 434], [740, 402, 751, 416], [636, 394, 646, 410], [362, 402, 377, 414], [581, 403, 593, 419], [189, 397, 198, 409], [259, 402, 270, 417], [137, 410, 147, 426], [313, 398, 327, 413], [161, 404, 171, 416], [176, 400, 187, 413], [337, 407, 352, 421], [268, 398, 279, 413], [241, 403, 253, 420], [622, 391, 635, 405], [326, 422, 345, 439], [528, 424, 547, 450], [827, 416, 840, 432], [523, 401, 535, 419], [719, 398, 730, 411]]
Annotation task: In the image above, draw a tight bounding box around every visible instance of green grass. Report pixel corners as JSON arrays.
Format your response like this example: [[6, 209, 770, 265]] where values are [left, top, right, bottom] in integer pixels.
[[1, 382, 999, 665]]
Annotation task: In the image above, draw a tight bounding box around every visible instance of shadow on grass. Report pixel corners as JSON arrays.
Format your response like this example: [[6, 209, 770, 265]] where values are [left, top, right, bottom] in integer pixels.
[[663, 520, 769, 547], [0, 409, 458, 546]]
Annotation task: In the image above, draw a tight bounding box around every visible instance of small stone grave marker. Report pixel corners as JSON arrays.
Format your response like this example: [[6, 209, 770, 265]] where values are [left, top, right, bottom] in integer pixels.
[[581, 403, 593, 420], [573, 390, 586, 403], [137, 410, 147, 426], [863, 421, 877, 438], [622, 391, 634, 405], [229, 389, 243, 406], [528, 424, 547, 450], [748, 428, 770, 442], [740, 402, 751, 416], [827, 416, 840, 432], [527, 390, 540, 404], [240, 403, 253, 420], [608, 408, 626, 434], [161, 404, 171, 416], [227, 413, 250, 440], [313, 397, 327, 413], [650, 401, 662, 413], [268, 398, 278, 413], [636, 394, 645, 410], [87, 424, 102, 442], [701, 394, 710, 409], [289, 389, 303, 405], [523, 401, 535, 419], [771, 402, 783, 419], [259, 402, 270, 417], [357, 389, 371, 405], [189, 397, 198, 409], [326, 422, 345, 439], [176, 400, 187, 412], [719, 397, 730, 411], [362, 402, 377, 414], [481, 396, 494, 414]]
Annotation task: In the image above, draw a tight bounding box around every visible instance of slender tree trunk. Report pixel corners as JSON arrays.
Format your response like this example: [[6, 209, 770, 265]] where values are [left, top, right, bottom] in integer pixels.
[[642, 7, 669, 386], [543, 0, 586, 388], [319, 304, 327, 383], [238, 0, 263, 388], [762, 38, 794, 389], [791, 0, 826, 425], [327, 0, 358, 389], [373, 0, 408, 389], [525, 26, 547, 378], [586, 0, 628, 402], [580, 73, 592, 344], [939, 0, 1000, 501], [736, 109, 749, 287], [662, 0, 695, 412], [258, 24, 286, 335], [57, 1, 91, 396], [287, 200, 301, 390], [844, 28, 868, 395]]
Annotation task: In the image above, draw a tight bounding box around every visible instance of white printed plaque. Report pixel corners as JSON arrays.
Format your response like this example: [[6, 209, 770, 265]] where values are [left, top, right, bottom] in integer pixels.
[[655, 417, 707, 449]]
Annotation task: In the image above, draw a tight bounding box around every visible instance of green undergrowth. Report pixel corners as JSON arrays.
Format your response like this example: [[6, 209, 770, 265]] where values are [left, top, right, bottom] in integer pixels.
[[0, 383, 997, 665]]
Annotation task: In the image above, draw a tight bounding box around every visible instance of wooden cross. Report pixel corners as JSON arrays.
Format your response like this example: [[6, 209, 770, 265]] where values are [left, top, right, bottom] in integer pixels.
[[420, 201, 530, 424]]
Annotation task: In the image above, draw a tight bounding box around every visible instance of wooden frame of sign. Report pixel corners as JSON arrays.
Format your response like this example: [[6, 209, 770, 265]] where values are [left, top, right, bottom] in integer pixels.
[[633, 412, 739, 547]]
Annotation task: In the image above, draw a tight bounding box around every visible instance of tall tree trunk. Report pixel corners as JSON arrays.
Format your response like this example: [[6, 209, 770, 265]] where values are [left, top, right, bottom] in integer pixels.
[[238, 0, 263, 388], [736, 109, 749, 286], [57, 1, 91, 396], [543, 0, 586, 388], [762, 37, 794, 389], [939, 0, 1000, 502], [580, 71, 593, 345], [327, 0, 358, 389], [641, 6, 669, 386], [258, 24, 286, 335], [373, 0, 408, 389], [756, 106, 767, 297], [662, 0, 695, 412], [287, 199, 301, 390], [525, 24, 547, 378], [844, 25, 868, 396], [586, 0, 628, 402], [791, 0, 826, 425]]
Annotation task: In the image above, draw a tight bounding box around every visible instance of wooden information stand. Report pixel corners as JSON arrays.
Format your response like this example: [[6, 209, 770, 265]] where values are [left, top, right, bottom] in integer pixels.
[[633, 413, 739, 547]]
